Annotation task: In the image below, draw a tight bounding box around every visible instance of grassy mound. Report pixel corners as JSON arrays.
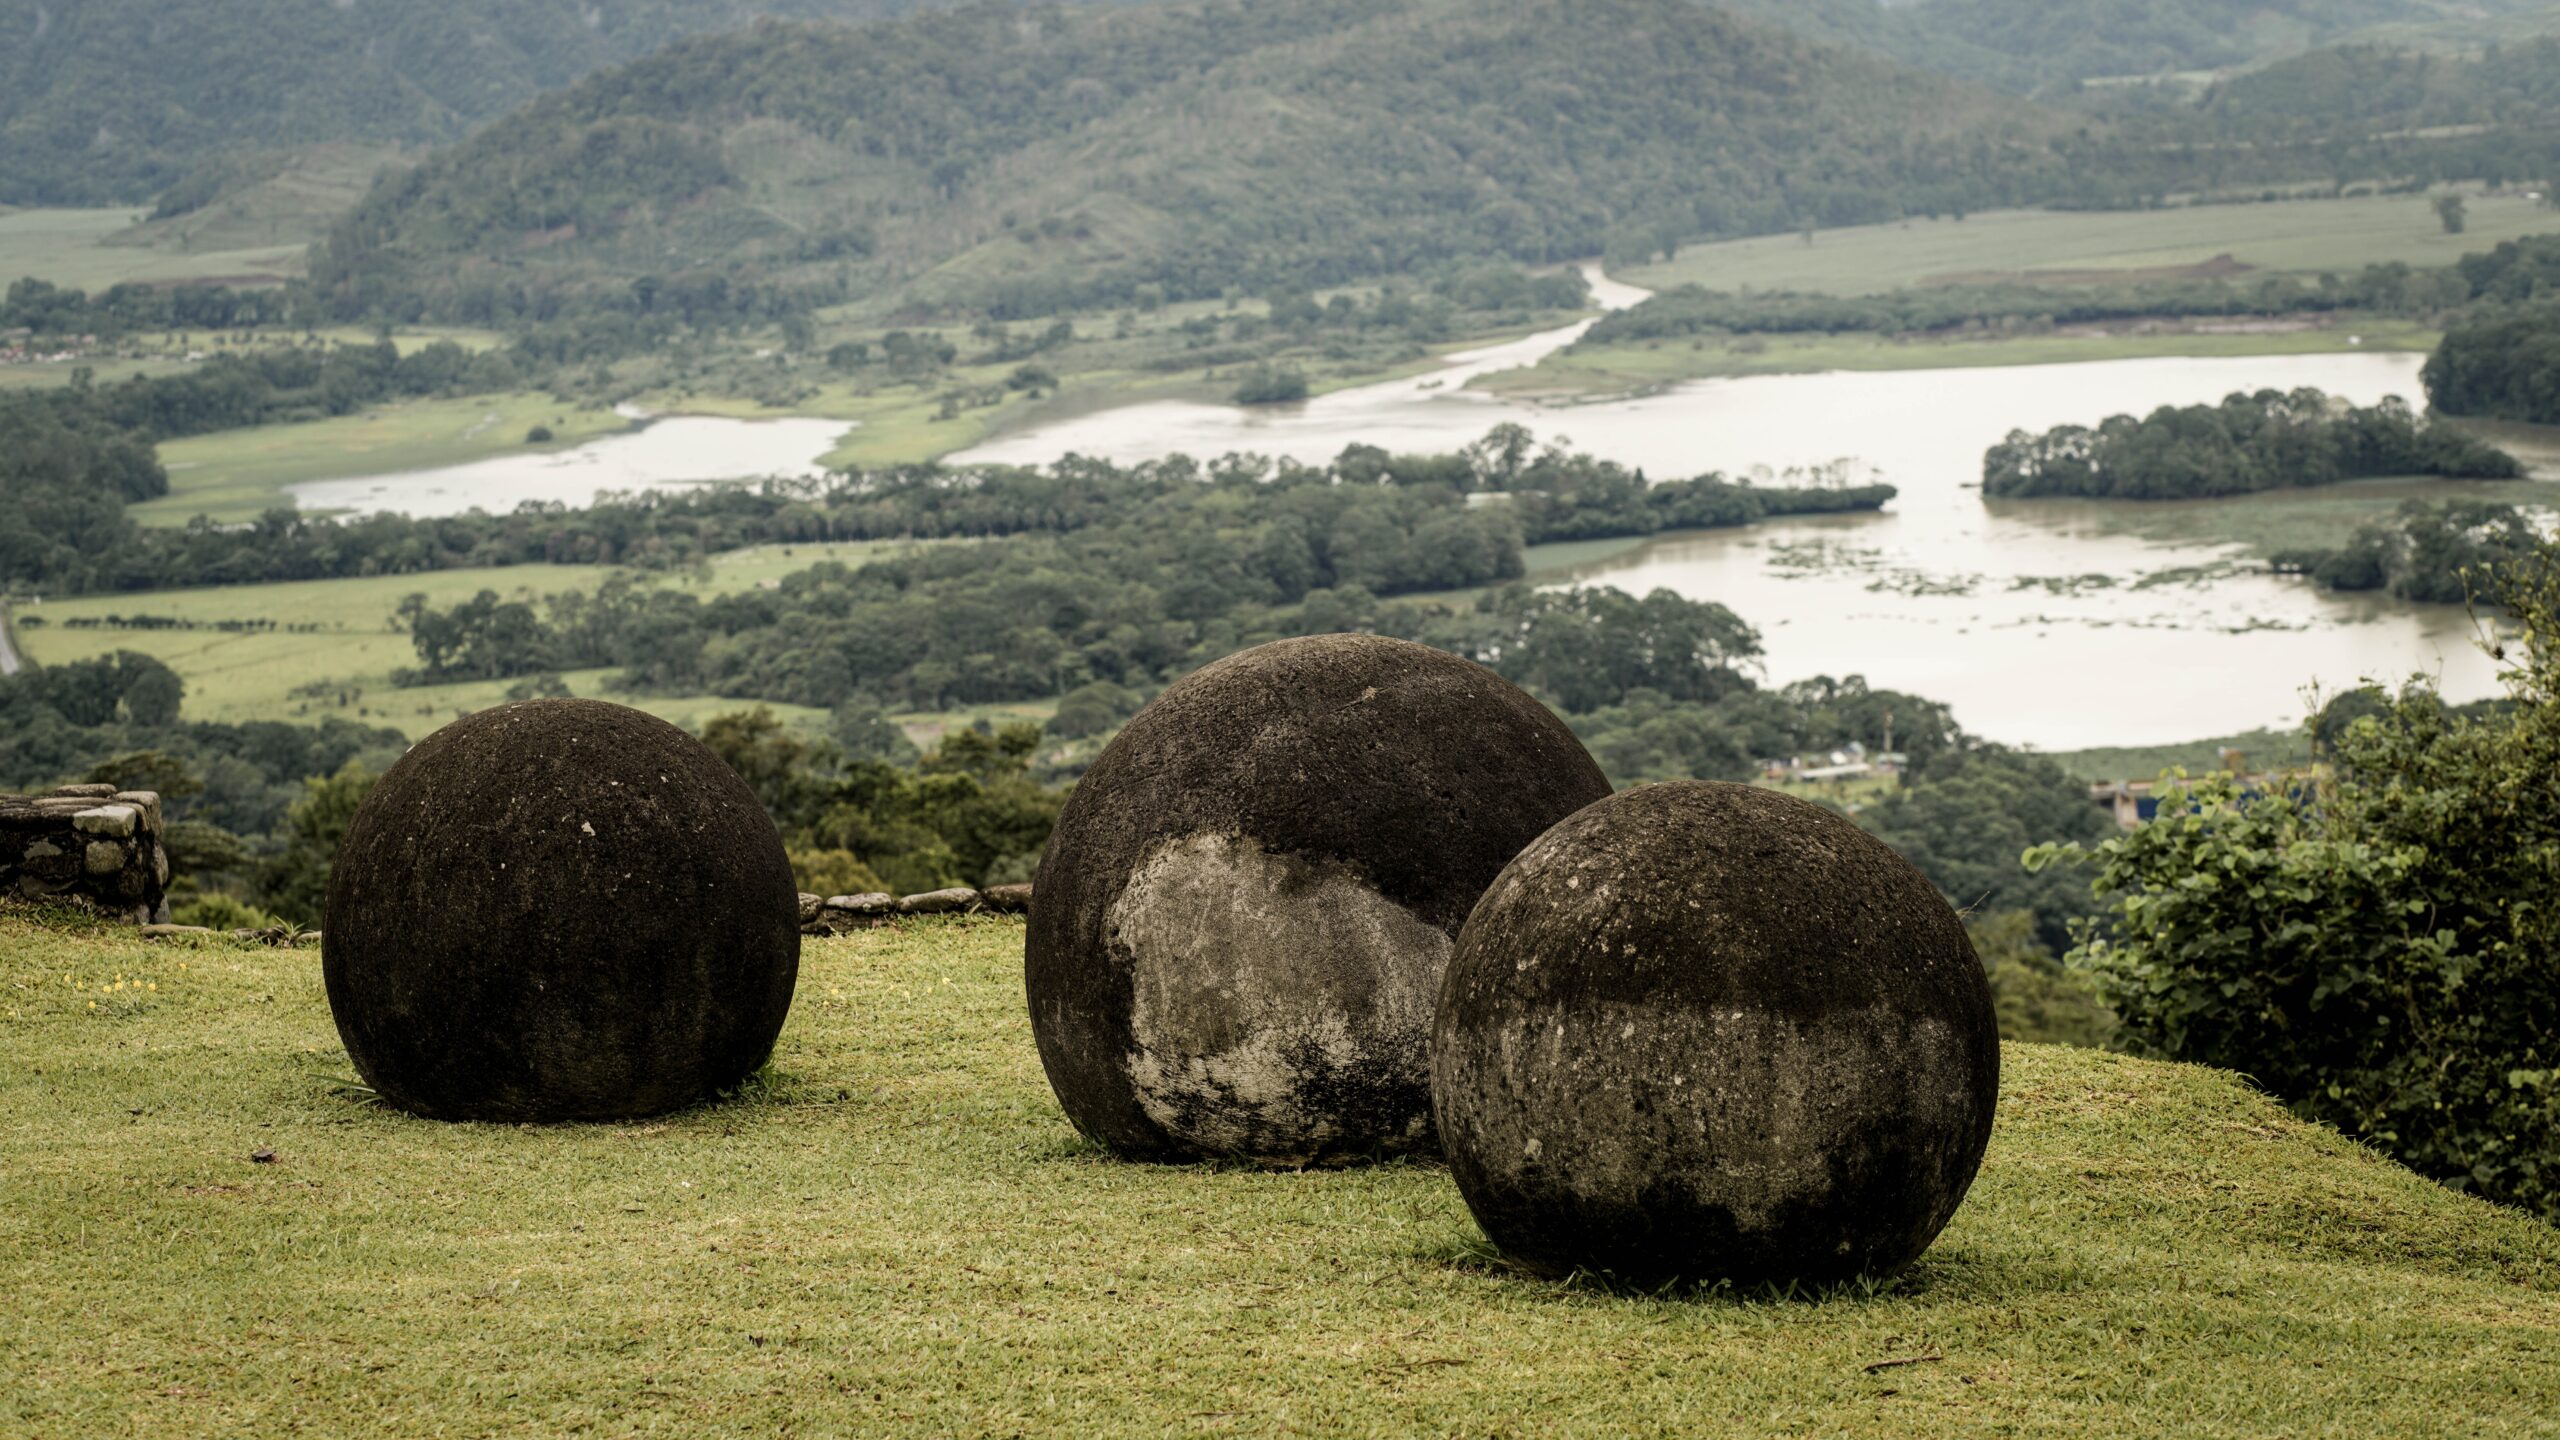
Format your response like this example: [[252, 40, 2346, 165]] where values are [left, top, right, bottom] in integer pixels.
[[3, 911, 2555, 1436]]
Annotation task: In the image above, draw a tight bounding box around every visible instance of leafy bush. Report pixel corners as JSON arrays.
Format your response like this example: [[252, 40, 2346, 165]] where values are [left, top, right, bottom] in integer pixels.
[[2030, 549, 2560, 1219], [1231, 365, 1309, 406]]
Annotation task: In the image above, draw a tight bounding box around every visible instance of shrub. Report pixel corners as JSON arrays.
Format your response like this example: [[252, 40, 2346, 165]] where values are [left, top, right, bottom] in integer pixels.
[[1231, 364, 1309, 405], [2030, 547, 2560, 1218]]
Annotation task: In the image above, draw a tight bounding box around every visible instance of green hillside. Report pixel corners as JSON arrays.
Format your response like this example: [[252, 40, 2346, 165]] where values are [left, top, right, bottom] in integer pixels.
[[3, 909, 2556, 1436], [0, 0, 1032, 205], [306, 0, 2059, 323], [1725, 0, 2555, 92]]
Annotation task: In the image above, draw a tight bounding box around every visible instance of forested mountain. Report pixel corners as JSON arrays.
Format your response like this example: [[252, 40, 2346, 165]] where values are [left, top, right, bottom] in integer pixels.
[[1723, 0, 2555, 93], [305, 0, 2071, 325], [0, 0, 1098, 204]]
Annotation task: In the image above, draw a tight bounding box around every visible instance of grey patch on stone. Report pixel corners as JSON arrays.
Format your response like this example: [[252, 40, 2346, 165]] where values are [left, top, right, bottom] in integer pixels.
[[897, 889, 979, 915], [824, 893, 896, 917], [53, 784, 117, 799], [142, 924, 214, 939], [114, 791, 162, 831], [151, 844, 170, 886], [73, 805, 138, 837], [23, 839, 60, 861], [1109, 832, 1448, 1162], [981, 883, 1034, 915], [1026, 633, 1615, 1166], [85, 841, 127, 876], [796, 892, 824, 925]]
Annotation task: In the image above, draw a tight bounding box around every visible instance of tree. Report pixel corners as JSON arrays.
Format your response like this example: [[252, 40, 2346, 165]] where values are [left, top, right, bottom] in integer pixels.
[[256, 761, 378, 924], [2435, 193, 2468, 235]]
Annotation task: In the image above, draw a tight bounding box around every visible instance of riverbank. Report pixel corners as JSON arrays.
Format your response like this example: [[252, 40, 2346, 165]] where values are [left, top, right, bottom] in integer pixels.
[[1471, 319, 2443, 402]]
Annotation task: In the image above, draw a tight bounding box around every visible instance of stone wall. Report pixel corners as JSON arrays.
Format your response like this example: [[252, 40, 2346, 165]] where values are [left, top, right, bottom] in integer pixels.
[[799, 883, 1031, 935], [0, 784, 170, 923]]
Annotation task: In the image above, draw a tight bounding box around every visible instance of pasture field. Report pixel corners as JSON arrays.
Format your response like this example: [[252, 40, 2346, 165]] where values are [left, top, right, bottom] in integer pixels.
[[4, 911, 2557, 1437], [137, 395, 635, 527], [0, 207, 304, 291], [10, 544, 921, 737], [1623, 191, 2560, 297], [1476, 319, 2445, 399], [2040, 727, 2316, 784]]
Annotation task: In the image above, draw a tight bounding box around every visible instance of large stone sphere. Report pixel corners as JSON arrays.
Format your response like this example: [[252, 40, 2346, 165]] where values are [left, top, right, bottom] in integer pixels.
[[1433, 780, 1998, 1287], [324, 699, 800, 1122], [1027, 634, 1613, 1165]]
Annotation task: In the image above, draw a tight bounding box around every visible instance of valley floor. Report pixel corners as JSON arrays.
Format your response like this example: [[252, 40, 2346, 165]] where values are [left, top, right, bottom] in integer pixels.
[[2, 912, 2555, 1438]]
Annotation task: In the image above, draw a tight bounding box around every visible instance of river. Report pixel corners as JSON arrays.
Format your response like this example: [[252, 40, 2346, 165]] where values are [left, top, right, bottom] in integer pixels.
[[949, 292, 2544, 749]]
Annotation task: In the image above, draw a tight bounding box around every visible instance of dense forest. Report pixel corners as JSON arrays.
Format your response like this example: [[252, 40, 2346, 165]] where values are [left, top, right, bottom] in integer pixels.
[[2425, 300, 2560, 424], [0, 0, 1079, 204], [1981, 389, 2521, 500]]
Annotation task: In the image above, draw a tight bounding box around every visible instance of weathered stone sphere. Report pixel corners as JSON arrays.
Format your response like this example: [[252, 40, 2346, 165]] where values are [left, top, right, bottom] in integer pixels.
[[1027, 634, 1613, 1165], [1433, 780, 1998, 1287], [324, 699, 800, 1122]]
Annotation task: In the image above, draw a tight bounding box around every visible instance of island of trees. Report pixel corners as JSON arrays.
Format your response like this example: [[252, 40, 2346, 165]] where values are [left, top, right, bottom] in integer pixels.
[[1981, 389, 2520, 500]]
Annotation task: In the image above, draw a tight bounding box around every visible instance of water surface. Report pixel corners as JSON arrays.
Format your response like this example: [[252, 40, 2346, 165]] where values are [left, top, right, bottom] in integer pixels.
[[287, 414, 853, 518]]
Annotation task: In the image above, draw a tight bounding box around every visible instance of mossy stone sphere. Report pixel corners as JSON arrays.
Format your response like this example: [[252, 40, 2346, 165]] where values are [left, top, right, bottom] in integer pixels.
[[1027, 634, 1613, 1165], [1433, 780, 1998, 1287], [323, 699, 800, 1122]]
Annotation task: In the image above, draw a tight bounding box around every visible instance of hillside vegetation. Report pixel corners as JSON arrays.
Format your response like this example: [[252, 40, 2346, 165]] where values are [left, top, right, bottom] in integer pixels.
[[1726, 0, 2554, 92], [306, 0, 2060, 323], [4, 911, 2557, 1436], [0, 0, 1025, 205]]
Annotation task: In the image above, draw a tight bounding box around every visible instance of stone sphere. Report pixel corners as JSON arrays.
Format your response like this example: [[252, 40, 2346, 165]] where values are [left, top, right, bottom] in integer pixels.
[[1433, 780, 1998, 1287], [324, 699, 800, 1122], [1026, 634, 1613, 1165]]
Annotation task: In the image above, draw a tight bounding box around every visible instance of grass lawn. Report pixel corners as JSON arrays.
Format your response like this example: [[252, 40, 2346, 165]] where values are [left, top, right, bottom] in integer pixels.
[[136, 395, 636, 527], [3, 911, 2555, 1436], [9, 544, 918, 737], [1623, 192, 2560, 297], [1476, 321, 2444, 400]]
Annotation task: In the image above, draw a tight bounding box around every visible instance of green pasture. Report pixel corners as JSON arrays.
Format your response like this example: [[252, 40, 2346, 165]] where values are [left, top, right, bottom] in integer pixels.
[[1623, 191, 2560, 297], [136, 396, 634, 527], [10, 544, 919, 737], [1478, 320, 2445, 400], [0, 207, 303, 291], [3, 911, 2556, 1437], [2001, 472, 2560, 561]]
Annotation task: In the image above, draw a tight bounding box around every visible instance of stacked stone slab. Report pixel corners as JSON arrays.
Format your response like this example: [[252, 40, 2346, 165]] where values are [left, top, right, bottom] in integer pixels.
[[0, 784, 169, 923]]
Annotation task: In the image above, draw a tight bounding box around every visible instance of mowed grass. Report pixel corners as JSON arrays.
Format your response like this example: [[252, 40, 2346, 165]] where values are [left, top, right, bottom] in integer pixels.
[[3, 911, 2556, 1437], [9, 544, 925, 737], [1623, 192, 2560, 296], [1477, 319, 2445, 398], [0, 207, 304, 291], [138, 395, 636, 527]]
